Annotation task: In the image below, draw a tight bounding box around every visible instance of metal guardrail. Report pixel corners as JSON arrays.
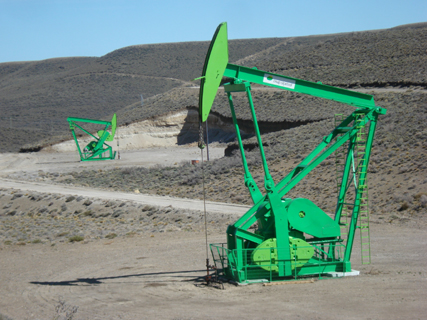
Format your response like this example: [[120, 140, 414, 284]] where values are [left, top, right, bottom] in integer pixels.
[[211, 241, 347, 284]]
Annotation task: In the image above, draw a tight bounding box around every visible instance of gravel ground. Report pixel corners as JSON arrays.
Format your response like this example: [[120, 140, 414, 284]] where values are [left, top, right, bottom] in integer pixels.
[[0, 222, 426, 320]]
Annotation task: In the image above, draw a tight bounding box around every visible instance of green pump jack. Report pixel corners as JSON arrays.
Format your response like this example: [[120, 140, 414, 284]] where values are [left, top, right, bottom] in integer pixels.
[[198, 23, 387, 284], [67, 114, 117, 161]]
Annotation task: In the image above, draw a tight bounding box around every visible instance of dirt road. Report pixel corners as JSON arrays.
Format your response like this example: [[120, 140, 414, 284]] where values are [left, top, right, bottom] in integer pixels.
[[0, 178, 249, 216]]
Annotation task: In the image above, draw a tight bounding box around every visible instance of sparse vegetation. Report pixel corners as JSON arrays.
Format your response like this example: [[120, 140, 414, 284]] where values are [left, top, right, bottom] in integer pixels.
[[68, 236, 84, 243], [105, 233, 117, 239], [0, 187, 230, 245]]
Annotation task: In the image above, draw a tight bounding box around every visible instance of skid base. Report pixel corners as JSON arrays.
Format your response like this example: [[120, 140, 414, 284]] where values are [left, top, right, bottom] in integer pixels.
[[323, 269, 360, 278]]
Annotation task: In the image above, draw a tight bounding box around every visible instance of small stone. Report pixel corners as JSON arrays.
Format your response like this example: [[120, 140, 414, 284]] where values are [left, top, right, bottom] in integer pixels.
[[11, 193, 23, 200], [112, 210, 124, 218], [83, 200, 92, 206], [65, 196, 76, 202]]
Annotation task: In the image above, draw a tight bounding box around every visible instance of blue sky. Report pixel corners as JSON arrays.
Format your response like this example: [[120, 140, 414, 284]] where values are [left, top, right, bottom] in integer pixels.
[[1, 0, 426, 63]]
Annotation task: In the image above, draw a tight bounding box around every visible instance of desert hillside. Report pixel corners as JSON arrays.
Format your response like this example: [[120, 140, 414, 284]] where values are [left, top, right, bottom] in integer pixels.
[[0, 21, 425, 222], [0, 22, 426, 152]]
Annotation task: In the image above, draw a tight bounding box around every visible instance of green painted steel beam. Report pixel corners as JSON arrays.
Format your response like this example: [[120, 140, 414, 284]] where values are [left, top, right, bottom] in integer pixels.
[[334, 135, 357, 224], [224, 64, 376, 109], [235, 228, 264, 245], [67, 117, 112, 126], [277, 115, 372, 198], [71, 123, 99, 140], [226, 91, 263, 204], [274, 111, 366, 194]]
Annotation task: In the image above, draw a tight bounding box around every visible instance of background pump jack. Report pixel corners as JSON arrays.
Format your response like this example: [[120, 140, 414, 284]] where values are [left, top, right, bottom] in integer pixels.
[[67, 114, 117, 161], [199, 23, 387, 284]]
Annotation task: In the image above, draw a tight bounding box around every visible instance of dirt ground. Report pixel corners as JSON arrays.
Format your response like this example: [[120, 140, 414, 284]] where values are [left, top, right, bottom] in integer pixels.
[[0, 146, 225, 177], [1, 147, 426, 320], [1, 224, 426, 320]]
